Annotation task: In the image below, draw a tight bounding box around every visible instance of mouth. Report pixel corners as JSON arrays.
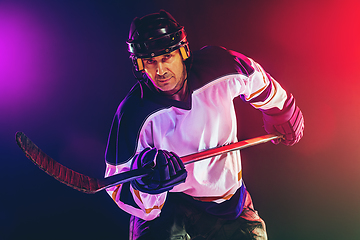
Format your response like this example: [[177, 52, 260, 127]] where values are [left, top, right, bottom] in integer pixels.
[[157, 76, 172, 83]]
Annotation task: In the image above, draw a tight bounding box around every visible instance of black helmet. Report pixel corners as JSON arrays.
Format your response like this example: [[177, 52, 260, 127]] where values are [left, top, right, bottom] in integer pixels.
[[127, 10, 190, 71]]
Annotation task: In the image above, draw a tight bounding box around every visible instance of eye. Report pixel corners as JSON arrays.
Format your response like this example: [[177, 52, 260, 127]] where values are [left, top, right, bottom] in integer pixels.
[[162, 54, 172, 61], [145, 59, 156, 64]]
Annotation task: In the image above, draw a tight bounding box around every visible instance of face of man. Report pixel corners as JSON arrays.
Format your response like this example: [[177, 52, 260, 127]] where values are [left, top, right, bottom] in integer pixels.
[[143, 50, 187, 95]]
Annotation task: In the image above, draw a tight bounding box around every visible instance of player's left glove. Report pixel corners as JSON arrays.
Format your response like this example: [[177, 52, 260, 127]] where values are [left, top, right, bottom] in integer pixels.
[[130, 148, 187, 194], [262, 94, 304, 146]]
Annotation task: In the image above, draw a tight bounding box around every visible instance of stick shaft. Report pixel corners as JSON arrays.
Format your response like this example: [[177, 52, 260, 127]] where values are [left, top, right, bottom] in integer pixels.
[[97, 134, 282, 192], [181, 134, 281, 164], [16, 132, 282, 193]]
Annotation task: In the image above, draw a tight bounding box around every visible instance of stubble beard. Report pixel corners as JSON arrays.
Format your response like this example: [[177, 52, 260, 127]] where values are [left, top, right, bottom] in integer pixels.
[[163, 63, 187, 96]]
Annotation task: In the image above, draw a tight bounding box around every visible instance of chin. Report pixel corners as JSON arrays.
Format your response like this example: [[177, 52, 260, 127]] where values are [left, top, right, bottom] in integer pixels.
[[159, 85, 176, 93]]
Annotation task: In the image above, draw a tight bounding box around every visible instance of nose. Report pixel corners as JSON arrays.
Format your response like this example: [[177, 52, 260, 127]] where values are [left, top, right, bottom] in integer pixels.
[[156, 62, 167, 76]]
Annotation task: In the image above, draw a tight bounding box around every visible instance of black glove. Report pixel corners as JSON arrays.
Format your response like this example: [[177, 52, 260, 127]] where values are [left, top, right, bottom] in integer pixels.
[[131, 148, 187, 194], [262, 94, 304, 146]]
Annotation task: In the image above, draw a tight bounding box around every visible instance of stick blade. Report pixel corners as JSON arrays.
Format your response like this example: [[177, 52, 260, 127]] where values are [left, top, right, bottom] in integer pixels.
[[15, 131, 100, 194]]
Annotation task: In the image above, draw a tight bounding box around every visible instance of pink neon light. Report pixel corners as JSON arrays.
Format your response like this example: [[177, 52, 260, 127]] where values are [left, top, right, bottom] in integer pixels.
[[0, 3, 57, 116]]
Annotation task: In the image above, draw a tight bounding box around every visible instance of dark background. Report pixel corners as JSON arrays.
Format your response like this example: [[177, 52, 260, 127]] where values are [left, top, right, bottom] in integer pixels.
[[1, 0, 360, 239]]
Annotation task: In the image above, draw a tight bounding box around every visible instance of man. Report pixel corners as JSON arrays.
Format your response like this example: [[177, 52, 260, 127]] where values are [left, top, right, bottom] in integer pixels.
[[104, 10, 304, 240]]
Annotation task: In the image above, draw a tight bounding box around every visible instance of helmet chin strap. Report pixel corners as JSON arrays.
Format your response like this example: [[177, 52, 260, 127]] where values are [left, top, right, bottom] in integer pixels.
[[167, 77, 188, 96], [161, 65, 188, 98]]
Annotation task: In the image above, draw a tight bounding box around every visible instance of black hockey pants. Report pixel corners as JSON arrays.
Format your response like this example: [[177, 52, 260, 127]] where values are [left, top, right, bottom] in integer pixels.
[[129, 190, 267, 240]]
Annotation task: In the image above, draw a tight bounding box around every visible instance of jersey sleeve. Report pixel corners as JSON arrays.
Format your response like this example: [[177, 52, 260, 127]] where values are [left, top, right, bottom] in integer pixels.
[[104, 86, 169, 221], [228, 49, 288, 111], [105, 161, 167, 221], [229, 48, 304, 144]]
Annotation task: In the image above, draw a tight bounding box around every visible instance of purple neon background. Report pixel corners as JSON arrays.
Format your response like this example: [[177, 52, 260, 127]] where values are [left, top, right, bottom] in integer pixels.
[[1, 0, 360, 239]]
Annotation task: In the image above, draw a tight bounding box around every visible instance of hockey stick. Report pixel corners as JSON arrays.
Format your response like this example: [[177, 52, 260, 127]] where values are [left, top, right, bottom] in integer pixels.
[[15, 131, 282, 194]]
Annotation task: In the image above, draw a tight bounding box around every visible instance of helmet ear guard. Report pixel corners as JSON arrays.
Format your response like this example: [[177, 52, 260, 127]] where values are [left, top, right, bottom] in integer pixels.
[[136, 58, 144, 71], [179, 45, 190, 60]]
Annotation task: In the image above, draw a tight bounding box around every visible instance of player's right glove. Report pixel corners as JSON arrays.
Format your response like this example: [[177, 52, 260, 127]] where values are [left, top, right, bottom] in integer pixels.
[[130, 148, 187, 194], [262, 94, 304, 146]]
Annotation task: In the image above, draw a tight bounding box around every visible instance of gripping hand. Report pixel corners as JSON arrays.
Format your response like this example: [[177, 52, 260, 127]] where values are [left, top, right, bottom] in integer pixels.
[[131, 148, 187, 194], [262, 94, 304, 146]]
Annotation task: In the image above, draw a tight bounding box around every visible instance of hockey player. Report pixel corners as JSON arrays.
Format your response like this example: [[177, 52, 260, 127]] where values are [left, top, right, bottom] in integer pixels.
[[104, 10, 304, 240]]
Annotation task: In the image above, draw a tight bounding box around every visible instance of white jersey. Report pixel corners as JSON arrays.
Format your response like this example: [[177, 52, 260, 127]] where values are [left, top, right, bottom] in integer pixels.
[[104, 46, 288, 221]]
